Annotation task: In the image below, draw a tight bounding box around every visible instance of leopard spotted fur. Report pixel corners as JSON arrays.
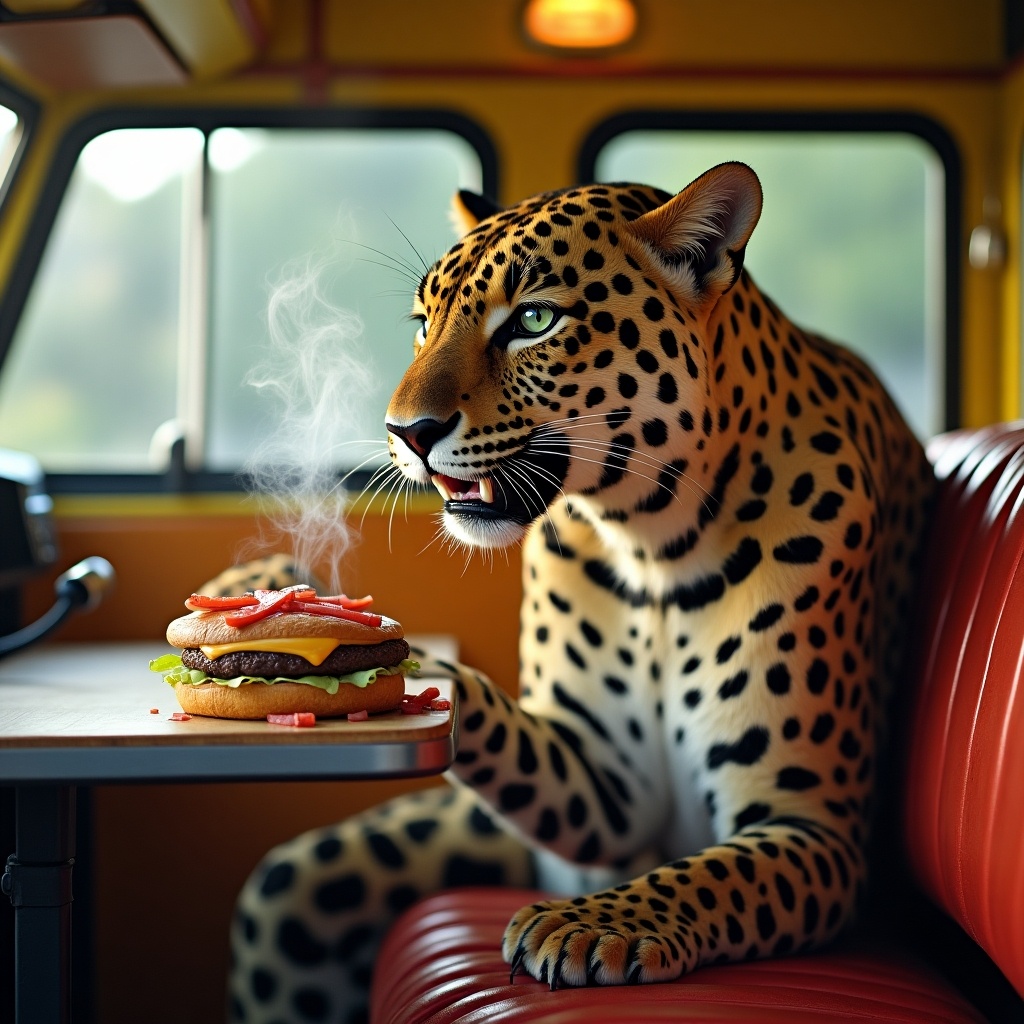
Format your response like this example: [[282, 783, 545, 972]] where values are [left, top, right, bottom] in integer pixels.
[[228, 163, 934, 1023]]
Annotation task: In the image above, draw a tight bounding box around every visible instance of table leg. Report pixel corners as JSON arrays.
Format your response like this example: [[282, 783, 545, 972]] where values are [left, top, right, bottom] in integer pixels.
[[1, 784, 76, 1024]]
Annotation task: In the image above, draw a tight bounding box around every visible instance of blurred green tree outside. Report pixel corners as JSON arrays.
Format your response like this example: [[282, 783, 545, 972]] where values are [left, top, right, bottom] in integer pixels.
[[597, 132, 943, 438], [0, 125, 939, 475]]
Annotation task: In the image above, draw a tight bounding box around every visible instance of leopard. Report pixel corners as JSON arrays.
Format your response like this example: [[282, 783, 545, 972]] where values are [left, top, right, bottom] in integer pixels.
[[227, 162, 935, 1024]]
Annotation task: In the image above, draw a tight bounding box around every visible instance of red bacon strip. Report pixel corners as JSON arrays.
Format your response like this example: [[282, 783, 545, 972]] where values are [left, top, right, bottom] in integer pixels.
[[184, 586, 382, 629]]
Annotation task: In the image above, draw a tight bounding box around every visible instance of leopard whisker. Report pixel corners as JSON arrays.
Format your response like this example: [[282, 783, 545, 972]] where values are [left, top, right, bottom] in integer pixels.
[[532, 423, 717, 509], [415, 518, 449, 558], [357, 464, 405, 533], [527, 444, 683, 505], [385, 472, 413, 553], [341, 237, 424, 283], [351, 460, 397, 501], [504, 463, 572, 557], [541, 440, 711, 512], [528, 439, 673, 486], [338, 447, 394, 489], [536, 419, 712, 487], [543, 436, 690, 481], [502, 459, 553, 514], [507, 456, 572, 514], [531, 422, 695, 477], [384, 211, 432, 275], [354, 256, 422, 288]]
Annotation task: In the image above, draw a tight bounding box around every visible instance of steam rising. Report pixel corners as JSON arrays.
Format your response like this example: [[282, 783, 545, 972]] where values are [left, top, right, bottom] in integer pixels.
[[244, 252, 378, 592]]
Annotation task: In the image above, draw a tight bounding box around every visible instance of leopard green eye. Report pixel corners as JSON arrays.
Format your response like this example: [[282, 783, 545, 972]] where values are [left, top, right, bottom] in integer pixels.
[[518, 306, 555, 334]]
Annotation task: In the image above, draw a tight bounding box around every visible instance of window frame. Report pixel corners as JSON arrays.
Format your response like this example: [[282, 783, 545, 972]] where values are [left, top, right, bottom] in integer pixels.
[[0, 77, 39, 219], [0, 106, 498, 494], [578, 109, 962, 432]]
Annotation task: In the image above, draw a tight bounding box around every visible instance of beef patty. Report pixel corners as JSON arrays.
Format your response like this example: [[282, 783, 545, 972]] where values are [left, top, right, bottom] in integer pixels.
[[181, 637, 410, 679]]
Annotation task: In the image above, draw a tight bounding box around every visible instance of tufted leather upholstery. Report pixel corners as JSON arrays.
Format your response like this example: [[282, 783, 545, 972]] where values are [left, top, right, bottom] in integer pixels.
[[372, 889, 989, 1023], [371, 424, 1024, 1023], [902, 423, 1024, 997]]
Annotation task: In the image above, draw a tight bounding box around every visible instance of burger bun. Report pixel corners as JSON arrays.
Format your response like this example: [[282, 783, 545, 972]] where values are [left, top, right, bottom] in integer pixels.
[[173, 671, 406, 720]]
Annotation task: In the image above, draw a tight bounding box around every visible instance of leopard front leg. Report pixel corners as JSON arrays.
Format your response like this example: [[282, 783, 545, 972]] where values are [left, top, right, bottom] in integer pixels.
[[228, 784, 533, 1024], [503, 816, 860, 987], [411, 650, 670, 874]]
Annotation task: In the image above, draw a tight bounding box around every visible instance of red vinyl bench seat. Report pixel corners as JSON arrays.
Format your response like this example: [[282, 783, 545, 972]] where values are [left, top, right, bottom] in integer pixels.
[[371, 423, 1024, 1024]]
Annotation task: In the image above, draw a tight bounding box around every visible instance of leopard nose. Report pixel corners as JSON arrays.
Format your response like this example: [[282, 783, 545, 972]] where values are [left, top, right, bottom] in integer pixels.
[[386, 413, 460, 459]]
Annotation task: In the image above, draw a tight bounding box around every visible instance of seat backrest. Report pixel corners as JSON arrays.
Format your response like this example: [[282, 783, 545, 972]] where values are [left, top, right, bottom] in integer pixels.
[[902, 422, 1024, 998]]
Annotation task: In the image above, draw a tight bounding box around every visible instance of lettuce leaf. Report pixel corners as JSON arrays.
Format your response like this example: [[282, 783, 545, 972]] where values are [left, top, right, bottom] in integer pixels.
[[148, 654, 419, 696]]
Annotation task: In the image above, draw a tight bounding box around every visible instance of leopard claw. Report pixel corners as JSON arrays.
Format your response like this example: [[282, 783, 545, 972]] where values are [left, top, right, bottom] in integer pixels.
[[550, 938, 574, 990], [508, 946, 526, 983]]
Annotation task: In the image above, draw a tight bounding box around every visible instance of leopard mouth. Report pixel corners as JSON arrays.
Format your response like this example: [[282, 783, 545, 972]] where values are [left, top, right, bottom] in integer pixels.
[[429, 440, 570, 526]]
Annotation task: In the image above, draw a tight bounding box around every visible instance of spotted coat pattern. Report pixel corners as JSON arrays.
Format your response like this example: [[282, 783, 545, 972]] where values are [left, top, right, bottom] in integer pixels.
[[228, 163, 934, 1023]]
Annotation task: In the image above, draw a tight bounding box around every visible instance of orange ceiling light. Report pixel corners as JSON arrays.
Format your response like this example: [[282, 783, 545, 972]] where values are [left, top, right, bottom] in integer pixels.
[[523, 0, 638, 51]]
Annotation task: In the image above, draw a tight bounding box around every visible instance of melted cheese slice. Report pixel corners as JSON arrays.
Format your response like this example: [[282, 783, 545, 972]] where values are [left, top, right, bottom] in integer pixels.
[[199, 637, 340, 666]]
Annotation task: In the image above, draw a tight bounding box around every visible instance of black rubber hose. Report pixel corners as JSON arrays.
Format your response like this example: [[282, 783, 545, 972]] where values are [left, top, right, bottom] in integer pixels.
[[0, 591, 78, 658], [0, 557, 114, 659]]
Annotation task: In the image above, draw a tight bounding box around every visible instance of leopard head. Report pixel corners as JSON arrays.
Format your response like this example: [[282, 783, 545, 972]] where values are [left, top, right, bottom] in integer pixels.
[[386, 162, 763, 548]]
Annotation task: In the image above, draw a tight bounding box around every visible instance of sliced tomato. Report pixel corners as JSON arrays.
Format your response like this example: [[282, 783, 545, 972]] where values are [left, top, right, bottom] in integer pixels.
[[428, 698, 452, 712], [266, 712, 316, 727], [346, 709, 369, 722], [168, 712, 192, 721]]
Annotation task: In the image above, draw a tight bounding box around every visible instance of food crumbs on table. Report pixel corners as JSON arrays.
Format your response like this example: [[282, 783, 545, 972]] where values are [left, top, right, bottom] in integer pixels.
[[149, 708, 159, 714], [347, 709, 369, 722], [169, 712, 191, 721], [400, 685, 442, 714], [266, 712, 316, 727]]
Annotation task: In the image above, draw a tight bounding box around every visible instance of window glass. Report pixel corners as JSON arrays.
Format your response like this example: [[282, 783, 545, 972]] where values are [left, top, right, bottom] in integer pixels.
[[0, 128, 202, 470], [0, 124, 483, 479], [205, 128, 482, 472], [0, 104, 20, 182], [596, 132, 944, 438]]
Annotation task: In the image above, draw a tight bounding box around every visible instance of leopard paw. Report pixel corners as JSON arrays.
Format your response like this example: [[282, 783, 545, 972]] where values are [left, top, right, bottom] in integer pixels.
[[503, 897, 691, 988], [196, 553, 324, 597]]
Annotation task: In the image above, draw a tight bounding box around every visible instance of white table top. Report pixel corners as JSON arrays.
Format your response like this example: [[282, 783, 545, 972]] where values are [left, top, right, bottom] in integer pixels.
[[0, 641, 457, 783]]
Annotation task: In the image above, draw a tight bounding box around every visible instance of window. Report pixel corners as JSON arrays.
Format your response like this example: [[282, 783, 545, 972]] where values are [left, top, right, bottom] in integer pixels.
[[0, 128, 199, 471], [0, 103, 21, 190], [590, 125, 949, 439], [0, 118, 488, 485]]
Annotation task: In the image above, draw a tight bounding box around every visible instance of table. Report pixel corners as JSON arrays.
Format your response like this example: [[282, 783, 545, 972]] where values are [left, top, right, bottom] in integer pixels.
[[0, 641, 459, 1024]]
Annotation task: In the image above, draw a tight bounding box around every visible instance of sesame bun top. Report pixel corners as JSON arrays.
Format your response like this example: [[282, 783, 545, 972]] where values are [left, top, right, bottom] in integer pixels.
[[166, 608, 404, 649]]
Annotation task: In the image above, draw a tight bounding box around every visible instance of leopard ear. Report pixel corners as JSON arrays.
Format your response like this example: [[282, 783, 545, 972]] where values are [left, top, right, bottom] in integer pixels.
[[450, 189, 503, 237], [629, 162, 762, 304]]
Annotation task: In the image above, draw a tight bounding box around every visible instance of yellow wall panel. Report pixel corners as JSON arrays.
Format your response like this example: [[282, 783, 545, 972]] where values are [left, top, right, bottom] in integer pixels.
[[136, 0, 258, 79], [998, 63, 1024, 420], [0, 6, 1018, 1018], [323, 0, 1003, 71]]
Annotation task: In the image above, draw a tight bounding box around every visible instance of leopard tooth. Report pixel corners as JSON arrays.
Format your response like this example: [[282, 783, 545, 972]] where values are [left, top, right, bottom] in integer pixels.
[[432, 475, 454, 501], [479, 476, 494, 504]]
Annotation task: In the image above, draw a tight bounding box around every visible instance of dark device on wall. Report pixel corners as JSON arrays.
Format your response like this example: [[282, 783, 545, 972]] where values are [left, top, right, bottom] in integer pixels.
[[0, 448, 114, 653]]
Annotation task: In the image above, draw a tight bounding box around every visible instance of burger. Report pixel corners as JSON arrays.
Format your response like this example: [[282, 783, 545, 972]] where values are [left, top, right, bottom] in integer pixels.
[[150, 585, 416, 719]]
